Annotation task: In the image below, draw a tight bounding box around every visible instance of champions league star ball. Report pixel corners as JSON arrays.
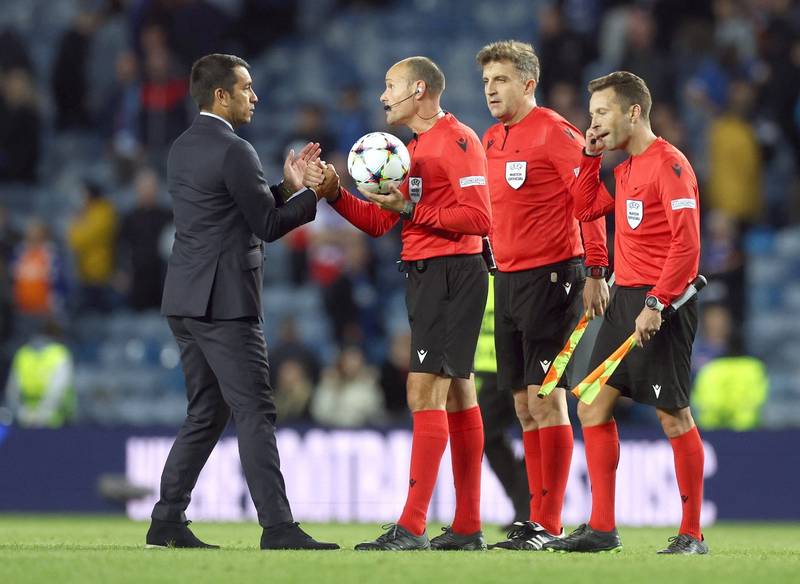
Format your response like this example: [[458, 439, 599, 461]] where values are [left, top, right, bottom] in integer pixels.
[[347, 132, 410, 194]]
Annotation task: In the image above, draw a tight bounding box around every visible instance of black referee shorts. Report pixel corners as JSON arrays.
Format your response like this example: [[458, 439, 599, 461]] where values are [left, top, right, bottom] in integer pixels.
[[404, 253, 488, 379], [588, 286, 698, 409], [494, 258, 585, 392]]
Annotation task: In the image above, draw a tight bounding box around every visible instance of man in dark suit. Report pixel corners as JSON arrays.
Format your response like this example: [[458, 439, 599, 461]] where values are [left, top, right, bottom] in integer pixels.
[[145, 53, 338, 550]]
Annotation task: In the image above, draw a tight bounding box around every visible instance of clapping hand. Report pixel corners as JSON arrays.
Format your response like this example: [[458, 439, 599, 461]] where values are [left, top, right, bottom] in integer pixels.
[[283, 142, 321, 192], [303, 159, 325, 190], [304, 160, 340, 202]]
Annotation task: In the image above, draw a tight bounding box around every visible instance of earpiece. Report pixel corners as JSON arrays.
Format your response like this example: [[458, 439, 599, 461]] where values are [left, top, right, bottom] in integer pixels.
[[384, 87, 423, 111]]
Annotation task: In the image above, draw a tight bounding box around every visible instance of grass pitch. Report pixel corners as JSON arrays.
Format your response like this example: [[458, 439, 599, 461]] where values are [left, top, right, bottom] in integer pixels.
[[1, 516, 798, 584]]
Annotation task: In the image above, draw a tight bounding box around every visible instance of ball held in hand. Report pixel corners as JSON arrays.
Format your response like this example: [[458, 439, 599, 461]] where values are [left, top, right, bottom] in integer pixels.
[[347, 132, 410, 194]]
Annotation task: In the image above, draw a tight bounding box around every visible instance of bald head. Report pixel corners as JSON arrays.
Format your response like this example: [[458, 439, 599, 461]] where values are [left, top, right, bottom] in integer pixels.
[[393, 56, 445, 97]]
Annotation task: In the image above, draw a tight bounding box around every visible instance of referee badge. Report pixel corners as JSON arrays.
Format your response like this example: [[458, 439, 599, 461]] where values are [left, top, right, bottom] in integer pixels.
[[505, 161, 526, 189], [409, 176, 423, 202], [626, 199, 643, 229]]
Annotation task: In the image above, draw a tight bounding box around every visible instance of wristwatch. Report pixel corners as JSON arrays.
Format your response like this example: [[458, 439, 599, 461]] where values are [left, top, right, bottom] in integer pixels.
[[400, 201, 416, 221], [585, 266, 609, 279], [645, 295, 665, 312], [276, 180, 294, 202]]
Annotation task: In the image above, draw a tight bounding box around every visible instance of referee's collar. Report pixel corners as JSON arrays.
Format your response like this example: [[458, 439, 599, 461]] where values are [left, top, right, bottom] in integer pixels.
[[412, 111, 451, 140]]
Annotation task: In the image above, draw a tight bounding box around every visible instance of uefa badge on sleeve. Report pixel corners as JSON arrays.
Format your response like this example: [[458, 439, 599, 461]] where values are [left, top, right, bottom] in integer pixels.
[[409, 177, 423, 202], [626, 199, 643, 229], [505, 161, 526, 189]]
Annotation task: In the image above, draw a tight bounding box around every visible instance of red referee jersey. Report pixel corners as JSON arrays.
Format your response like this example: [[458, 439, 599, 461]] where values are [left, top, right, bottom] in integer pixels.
[[483, 107, 608, 271], [330, 113, 491, 260], [571, 137, 701, 305]]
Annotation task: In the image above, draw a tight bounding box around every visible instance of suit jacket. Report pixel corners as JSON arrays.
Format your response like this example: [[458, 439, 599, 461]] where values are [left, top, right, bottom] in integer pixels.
[[162, 115, 317, 319]]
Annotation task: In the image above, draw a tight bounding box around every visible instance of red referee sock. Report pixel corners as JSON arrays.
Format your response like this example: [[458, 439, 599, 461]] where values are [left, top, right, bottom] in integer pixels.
[[670, 426, 705, 540], [584, 420, 619, 532], [397, 410, 449, 536], [447, 406, 484, 534], [538, 424, 574, 535], [522, 429, 543, 523]]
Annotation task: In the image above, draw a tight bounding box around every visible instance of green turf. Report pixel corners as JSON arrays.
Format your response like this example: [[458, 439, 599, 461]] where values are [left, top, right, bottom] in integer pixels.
[[1, 516, 798, 584]]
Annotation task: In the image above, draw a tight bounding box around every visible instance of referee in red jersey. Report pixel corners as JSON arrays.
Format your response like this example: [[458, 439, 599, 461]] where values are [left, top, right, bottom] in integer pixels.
[[306, 57, 491, 551], [543, 72, 707, 555], [475, 40, 610, 550]]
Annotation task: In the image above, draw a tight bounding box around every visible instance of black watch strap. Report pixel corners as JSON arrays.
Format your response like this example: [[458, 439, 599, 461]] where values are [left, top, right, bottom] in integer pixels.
[[276, 181, 294, 202], [586, 265, 608, 279], [400, 201, 416, 221]]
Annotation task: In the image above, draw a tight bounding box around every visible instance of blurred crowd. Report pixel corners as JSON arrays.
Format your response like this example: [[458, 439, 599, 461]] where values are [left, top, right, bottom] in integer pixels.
[[0, 0, 797, 429]]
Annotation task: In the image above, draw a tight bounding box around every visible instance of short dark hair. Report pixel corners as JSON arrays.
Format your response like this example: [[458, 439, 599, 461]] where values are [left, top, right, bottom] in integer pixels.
[[190, 53, 250, 110], [399, 56, 445, 96], [587, 71, 652, 120], [476, 40, 540, 83]]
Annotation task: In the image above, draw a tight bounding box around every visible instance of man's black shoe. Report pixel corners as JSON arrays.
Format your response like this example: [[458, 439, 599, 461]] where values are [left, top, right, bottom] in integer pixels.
[[354, 524, 430, 551], [430, 526, 487, 551], [657, 534, 709, 555], [145, 519, 219, 549], [260, 522, 339, 550], [501, 514, 529, 533], [542, 523, 622, 553], [490, 521, 562, 550]]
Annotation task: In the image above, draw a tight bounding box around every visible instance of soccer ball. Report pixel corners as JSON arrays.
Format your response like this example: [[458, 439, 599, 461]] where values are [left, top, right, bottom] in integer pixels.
[[347, 132, 410, 194]]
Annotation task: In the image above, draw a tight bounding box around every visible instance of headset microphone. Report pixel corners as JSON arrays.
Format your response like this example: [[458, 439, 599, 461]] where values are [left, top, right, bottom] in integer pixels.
[[383, 88, 421, 111]]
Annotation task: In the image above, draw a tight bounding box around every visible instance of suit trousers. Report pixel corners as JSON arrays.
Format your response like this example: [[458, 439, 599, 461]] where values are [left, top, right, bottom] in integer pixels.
[[151, 315, 293, 528]]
